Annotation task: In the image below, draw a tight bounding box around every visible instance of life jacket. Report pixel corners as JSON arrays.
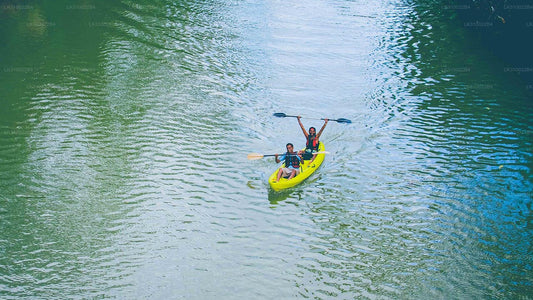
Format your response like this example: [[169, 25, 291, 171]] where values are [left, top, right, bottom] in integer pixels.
[[306, 135, 319, 151], [284, 152, 300, 168]]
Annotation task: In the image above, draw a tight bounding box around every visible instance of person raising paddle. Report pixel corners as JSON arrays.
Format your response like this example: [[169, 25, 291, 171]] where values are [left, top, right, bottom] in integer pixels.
[[297, 116, 328, 164]]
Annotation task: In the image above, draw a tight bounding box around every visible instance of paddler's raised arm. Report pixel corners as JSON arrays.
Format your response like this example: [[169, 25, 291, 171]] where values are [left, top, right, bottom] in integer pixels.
[[316, 118, 328, 139], [297, 116, 308, 138]]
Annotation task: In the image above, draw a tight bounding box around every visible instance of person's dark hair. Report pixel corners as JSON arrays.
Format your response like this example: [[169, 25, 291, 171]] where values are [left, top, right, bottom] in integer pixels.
[[286, 143, 293, 148]]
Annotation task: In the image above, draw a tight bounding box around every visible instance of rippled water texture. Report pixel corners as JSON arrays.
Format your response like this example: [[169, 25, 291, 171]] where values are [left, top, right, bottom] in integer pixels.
[[1, 0, 532, 298]]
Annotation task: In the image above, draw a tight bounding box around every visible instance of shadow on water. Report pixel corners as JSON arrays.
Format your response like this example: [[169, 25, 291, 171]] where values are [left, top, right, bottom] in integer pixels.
[[267, 187, 304, 205]]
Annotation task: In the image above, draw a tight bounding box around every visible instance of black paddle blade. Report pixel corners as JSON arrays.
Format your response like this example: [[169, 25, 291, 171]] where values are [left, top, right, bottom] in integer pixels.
[[273, 113, 287, 118], [335, 118, 352, 124]]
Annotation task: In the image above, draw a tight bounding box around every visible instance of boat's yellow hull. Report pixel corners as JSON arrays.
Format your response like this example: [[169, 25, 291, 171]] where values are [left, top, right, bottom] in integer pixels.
[[268, 142, 325, 191]]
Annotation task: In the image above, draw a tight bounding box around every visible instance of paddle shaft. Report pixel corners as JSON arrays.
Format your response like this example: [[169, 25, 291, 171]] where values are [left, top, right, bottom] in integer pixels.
[[247, 151, 329, 160], [273, 113, 351, 124], [247, 153, 301, 160], [266, 151, 328, 157], [265, 153, 301, 158]]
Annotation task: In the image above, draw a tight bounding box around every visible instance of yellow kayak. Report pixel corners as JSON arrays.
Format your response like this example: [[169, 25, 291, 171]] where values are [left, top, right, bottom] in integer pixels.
[[268, 142, 325, 191]]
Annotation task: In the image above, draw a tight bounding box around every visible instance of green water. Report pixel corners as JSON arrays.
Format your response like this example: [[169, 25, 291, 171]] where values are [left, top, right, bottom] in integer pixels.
[[1, 0, 532, 298]]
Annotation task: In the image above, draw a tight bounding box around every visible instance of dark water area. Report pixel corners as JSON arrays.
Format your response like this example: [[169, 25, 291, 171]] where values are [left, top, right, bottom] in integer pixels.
[[441, 0, 533, 89], [1, 0, 532, 298]]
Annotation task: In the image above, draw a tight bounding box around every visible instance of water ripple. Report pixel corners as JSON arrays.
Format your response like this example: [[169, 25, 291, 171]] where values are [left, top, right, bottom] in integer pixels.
[[1, 0, 532, 299]]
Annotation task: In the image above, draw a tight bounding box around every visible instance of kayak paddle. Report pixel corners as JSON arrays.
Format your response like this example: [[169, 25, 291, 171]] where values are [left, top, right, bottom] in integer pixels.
[[247, 153, 279, 160], [273, 112, 352, 124], [247, 151, 329, 160]]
